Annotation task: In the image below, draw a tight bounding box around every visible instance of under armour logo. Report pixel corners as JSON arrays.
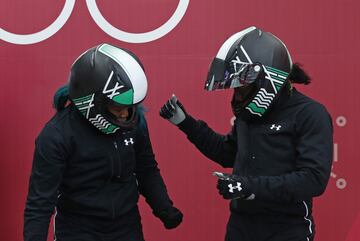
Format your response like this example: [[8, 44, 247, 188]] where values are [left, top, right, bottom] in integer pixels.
[[270, 124, 281, 131], [124, 138, 134, 146], [228, 182, 242, 193]]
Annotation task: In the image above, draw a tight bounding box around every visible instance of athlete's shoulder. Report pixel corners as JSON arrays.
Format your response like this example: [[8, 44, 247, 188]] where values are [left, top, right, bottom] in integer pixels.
[[293, 89, 328, 112], [290, 89, 332, 133]]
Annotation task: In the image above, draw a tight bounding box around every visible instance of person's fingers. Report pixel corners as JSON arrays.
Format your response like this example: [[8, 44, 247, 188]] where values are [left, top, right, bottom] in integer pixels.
[[159, 101, 174, 119]]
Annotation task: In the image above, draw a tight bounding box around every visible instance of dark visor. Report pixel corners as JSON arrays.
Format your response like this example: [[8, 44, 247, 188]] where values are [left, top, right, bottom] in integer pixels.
[[205, 58, 264, 91]]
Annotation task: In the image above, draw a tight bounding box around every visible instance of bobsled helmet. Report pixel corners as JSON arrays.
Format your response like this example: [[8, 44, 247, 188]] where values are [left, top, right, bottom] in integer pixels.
[[205, 26, 292, 120], [69, 43, 147, 134]]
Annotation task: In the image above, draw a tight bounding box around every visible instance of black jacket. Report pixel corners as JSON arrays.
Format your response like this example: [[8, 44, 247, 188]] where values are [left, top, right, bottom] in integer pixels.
[[24, 105, 173, 241], [177, 88, 333, 217]]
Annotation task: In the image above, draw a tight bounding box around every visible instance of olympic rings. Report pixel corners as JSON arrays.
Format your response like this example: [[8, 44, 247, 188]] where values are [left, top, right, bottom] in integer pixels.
[[0, 0, 190, 45], [0, 0, 76, 45], [86, 0, 189, 43]]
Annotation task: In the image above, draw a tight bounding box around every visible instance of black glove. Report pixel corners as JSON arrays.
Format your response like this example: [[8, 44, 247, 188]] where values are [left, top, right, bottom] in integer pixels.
[[154, 206, 183, 229], [214, 172, 254, 200], [159, 94, 187, 125]]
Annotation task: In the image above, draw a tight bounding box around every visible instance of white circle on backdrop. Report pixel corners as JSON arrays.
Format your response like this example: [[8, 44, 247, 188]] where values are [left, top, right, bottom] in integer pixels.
[[336, 116, 347, 127], [0, 0, 76, 45], [86, 0, 190, 43], [336, 178, 347, 189]]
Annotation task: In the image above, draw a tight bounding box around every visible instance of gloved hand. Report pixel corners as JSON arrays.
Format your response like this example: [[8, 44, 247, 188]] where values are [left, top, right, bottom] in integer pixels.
[[159, 94, 187, 125], [214, 172, 254, 200], [154, 206, 183, 229]]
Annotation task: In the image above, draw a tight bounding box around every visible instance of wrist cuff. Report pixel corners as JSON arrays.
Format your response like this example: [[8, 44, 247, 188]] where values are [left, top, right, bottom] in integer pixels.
[[177, 115, 197, 134]]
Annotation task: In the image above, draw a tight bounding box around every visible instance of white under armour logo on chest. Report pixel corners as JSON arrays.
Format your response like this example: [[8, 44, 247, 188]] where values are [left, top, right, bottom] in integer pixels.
[[270, 124, 282, 131], [124, 138, 134, 146]]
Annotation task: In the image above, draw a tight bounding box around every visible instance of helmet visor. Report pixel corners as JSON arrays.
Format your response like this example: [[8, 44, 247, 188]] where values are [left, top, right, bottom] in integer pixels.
[[205, 58, 264, 91]]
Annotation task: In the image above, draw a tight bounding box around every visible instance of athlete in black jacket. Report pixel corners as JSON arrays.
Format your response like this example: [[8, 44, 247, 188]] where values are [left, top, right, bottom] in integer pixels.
[[24, 44, 183, 241], [160, 27, 333, 241]]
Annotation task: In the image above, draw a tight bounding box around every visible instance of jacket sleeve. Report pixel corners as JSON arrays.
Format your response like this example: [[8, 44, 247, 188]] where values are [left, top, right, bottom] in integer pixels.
[[249, 103, 333, 202], [176, 115, 237, 168], [24, 125, 68, 241], [134, 118, 174, 213]]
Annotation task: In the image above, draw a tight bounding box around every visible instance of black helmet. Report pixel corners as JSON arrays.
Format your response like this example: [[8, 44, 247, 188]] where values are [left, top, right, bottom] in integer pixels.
[[205, 26, 292, 119], [69, 43, 147, 134]]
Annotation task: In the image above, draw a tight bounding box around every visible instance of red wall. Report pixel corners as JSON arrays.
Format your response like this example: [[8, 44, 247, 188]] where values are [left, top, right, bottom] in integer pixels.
[[1, 1, 359, 240]]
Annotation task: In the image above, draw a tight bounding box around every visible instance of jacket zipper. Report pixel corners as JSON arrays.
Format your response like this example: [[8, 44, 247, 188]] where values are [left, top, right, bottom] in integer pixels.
[[113, 140, 122, 178], [111, 139, 121, 219]]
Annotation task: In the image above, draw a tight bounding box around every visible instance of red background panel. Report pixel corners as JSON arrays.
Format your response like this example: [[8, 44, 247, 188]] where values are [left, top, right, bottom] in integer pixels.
[[1, 0, 359, 241]]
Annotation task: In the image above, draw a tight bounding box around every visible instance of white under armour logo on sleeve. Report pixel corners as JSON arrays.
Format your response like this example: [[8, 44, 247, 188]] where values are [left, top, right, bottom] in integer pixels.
[[228, 182, 242, 193]]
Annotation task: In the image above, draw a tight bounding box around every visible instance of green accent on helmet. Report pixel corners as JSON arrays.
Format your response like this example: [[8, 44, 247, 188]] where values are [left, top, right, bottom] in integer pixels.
[[102, 124, 119, 134], [112, 89, 134, 105], [99, 44, 121, 63], [274, 82, 283, 91], [247, 102, 266, 114], [269, 74, 287, 82], [265, 66, 289, 77], [73, 95, 93, 102], [72, 94, 95, 119], [263, 66, 288, 94], [79, 110, 87, 117]]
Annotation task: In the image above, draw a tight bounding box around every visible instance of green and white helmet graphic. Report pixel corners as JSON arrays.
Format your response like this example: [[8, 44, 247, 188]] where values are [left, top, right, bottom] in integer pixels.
[[69, 43, 148, 134], [205, 26, 292, 120]]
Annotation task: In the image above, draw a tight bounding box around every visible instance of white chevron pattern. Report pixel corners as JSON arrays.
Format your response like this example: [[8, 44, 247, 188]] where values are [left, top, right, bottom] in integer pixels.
[[246, 88, 276, 116], [89, 114, 119, 133], [254, 91, 274, 104], [256, 88, 275, 102], [245, 107, 262, 116], [252, 99, 269, 108]]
